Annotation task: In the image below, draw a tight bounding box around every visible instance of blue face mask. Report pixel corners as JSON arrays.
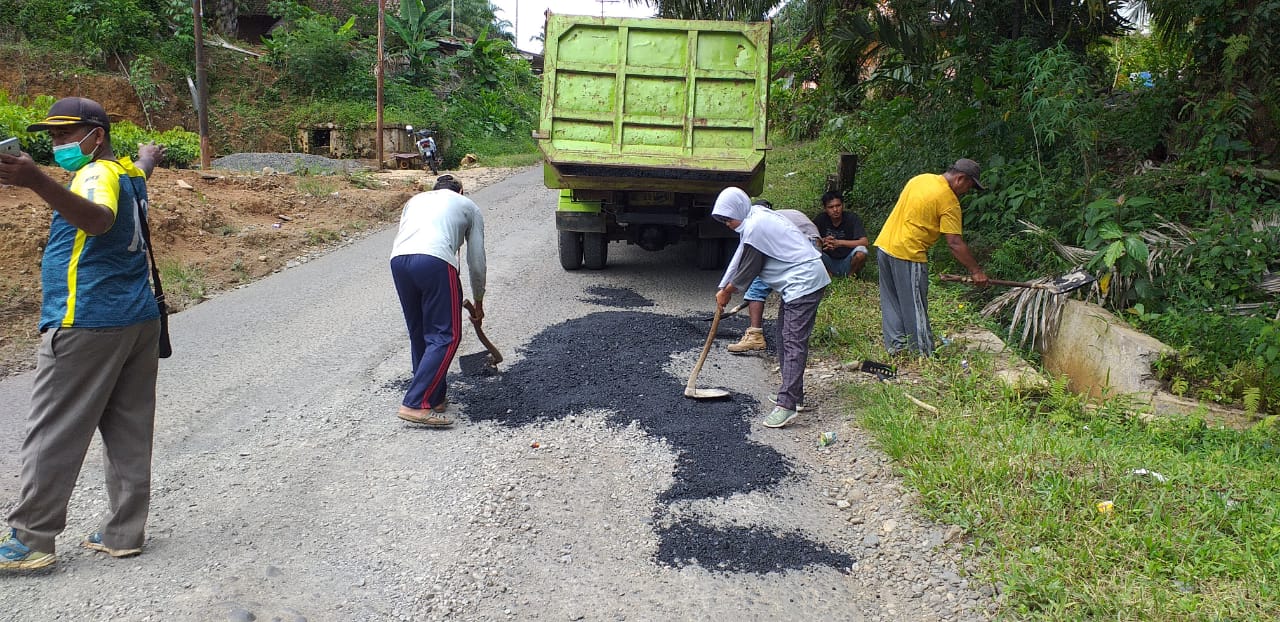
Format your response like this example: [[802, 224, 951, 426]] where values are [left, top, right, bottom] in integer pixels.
[[52, 128, 99, 171]]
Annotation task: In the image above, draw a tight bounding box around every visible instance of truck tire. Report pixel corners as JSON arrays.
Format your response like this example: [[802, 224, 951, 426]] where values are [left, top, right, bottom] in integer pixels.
[[697, 237, 721, 270], [559, 231, 584, 270], [583, 233, 608, 270], [720, 238, 737, 267]]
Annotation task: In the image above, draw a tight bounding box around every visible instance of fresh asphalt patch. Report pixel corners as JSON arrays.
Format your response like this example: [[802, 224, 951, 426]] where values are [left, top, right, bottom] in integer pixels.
[[447, 287, 855, 575], [657, 518, 856, 574], [577, 285, 657, 308]]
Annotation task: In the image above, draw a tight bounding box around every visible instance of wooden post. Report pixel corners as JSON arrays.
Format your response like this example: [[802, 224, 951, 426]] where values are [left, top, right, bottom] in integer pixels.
[[193, 0, 211, 170], [837, 152, 858, 192], [376, 0, 385, 168]]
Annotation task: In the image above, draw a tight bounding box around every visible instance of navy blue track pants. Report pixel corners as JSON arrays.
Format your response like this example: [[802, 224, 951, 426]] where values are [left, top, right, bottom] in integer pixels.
[[390, 254, 462, 410]]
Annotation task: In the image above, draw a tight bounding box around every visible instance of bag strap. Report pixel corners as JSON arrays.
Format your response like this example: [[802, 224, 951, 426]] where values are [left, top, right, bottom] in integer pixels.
[[133, 178, 165, 306]]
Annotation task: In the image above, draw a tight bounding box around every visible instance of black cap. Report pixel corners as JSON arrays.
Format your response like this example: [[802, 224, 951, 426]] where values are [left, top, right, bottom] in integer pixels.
[[951, 158, 985, 190], [433, 174, 462, 193], [27, 97, 111, 132]]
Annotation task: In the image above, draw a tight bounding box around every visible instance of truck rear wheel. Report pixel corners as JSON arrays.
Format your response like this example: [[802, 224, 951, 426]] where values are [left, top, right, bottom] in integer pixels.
[[559, 231, 584, 270], [583, 233, 608, 269], [697, 237, 721, 270], [720, 238, 737, 266]]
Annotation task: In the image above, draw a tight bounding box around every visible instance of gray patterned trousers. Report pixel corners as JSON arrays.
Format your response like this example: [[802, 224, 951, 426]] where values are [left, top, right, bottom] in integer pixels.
[[877, 248, 934, 356]]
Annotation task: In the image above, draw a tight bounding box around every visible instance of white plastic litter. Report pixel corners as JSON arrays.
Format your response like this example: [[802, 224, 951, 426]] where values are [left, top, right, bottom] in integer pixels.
[[1131, 468, 1167, 483]]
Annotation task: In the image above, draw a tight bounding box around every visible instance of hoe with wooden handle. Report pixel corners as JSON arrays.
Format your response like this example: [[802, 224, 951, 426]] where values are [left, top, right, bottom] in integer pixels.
[[684, 305, 731, 399], [461, 299, 502, 367]]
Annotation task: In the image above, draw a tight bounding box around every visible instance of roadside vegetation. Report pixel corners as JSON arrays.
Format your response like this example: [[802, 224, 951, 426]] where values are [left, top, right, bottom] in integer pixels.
[[753, 14, 1280, 613], [760, 1, 1280, 417], [0, 0, 539, 168], [767, 136, 1280, 621]]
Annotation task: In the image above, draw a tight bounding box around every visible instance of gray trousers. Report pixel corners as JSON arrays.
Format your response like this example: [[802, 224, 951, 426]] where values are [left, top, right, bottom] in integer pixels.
[[8, 319, 160, 553], [877, 248, 934, 356], [776, 287, 825, 410]]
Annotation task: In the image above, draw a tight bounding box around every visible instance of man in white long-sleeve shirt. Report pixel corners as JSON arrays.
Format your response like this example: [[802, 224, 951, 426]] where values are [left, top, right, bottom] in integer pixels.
[[389, 175, 486, 427]]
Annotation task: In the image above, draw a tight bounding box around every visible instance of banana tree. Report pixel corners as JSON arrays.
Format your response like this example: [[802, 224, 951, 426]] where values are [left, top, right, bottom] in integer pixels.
[[385, 0, 449, 78]]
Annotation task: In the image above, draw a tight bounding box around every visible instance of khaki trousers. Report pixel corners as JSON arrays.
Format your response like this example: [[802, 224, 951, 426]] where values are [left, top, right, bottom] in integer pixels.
[[7, 319, 160, 553]]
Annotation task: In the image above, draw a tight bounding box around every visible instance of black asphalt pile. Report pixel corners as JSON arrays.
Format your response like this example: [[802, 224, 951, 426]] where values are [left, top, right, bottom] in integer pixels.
[[453, 307, 851, 574], [656, 519, 854, 574], [577, 285, 656, 308], [458, 350, 499, 377]]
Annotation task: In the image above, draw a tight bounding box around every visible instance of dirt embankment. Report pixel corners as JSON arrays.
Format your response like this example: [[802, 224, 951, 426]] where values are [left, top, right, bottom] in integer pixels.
[[0, 164, 523, 377]]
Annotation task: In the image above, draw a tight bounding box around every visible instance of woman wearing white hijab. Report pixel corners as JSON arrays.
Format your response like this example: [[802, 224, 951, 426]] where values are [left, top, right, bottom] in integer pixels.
[[712, 187, 830, 428]]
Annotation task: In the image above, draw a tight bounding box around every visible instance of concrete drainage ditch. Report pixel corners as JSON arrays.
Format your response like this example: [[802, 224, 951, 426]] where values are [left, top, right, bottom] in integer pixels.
[[961, 299, 1253, 428]]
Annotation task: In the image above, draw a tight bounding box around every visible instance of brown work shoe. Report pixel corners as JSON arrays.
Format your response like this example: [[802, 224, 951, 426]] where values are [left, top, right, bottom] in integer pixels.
[[398, 406, 454, 427], [727, 328, 766, 353]]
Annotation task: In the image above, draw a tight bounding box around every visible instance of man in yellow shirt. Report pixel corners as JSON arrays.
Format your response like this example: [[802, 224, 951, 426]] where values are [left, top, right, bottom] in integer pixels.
[[873, 159, 990, 356]]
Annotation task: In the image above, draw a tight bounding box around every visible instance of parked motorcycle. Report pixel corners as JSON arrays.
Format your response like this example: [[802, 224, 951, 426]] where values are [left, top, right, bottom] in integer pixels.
[[414, 129, 442, 174]]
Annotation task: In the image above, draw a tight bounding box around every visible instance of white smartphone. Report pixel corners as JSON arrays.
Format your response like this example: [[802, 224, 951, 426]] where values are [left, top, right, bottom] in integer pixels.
[[0, 137, 20, 157]]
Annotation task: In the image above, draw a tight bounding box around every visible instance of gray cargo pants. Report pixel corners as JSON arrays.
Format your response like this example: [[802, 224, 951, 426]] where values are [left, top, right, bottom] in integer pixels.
[[775, 287, 825, 410], [877, 248, 933, 356], [8, 319, 160, 553]]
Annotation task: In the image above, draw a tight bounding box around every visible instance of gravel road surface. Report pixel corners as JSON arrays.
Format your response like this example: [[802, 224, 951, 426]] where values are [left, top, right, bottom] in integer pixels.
[[0, 167, 996, 621]]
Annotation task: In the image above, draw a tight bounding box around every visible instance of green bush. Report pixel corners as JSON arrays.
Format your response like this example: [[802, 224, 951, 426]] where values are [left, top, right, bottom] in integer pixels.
[[109, 123, 200, 168], [14, 0, 74, 44], [68, 0, 160, 59], [262, 10, 372, 98]]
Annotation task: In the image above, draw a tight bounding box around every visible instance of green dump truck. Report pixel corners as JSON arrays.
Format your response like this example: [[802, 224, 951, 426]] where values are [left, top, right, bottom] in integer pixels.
[[535, 14, 771, 270]]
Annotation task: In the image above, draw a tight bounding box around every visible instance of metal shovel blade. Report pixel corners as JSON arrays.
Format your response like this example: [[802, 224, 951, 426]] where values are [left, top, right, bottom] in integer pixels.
[[702, 300, 747, 321], [1044, 269, 1096, 294], [685, 304, 732, 400], [459, 350, 497, 377], [684, 387, 731, 399]]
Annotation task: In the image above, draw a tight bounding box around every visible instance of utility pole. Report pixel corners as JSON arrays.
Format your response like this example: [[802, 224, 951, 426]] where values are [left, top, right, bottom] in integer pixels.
[[595, 0, 619, 18], [376, 0, 385, 168], [192, 0, 210, 169]]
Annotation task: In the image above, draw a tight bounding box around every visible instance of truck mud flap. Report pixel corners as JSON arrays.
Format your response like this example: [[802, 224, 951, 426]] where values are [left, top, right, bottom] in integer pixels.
[[556, 189, 606, 233], [556, 211, 606, 233]]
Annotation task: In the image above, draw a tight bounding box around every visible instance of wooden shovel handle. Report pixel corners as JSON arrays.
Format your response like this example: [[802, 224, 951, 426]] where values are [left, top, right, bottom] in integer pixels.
[[686, 304, 722, 393], [939, 274, 1046, 289], [462, 299, 503, 365]]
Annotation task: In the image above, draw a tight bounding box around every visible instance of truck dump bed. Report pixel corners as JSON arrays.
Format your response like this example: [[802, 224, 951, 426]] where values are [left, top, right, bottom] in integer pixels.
[[536, 14, 770, 195]]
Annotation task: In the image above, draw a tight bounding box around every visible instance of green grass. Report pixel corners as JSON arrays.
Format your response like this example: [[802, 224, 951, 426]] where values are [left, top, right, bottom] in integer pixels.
[[345, 169, 384, 190], [760, 135, 845, 217], [815, 270, 1280, 621], [763, 137, 1280, 619], [158, 260, 208, 307], [296, 176, 340, 197], [476, 151, 543, 168], [303, 228, 342, 246]]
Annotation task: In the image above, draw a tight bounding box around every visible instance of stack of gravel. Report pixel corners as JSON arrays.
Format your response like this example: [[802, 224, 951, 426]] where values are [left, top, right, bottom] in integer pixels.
[[210, 153, 370, 175]]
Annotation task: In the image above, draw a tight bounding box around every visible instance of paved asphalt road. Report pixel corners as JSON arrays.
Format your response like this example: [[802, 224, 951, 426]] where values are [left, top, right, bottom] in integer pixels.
[[0, 167, 989, 621]]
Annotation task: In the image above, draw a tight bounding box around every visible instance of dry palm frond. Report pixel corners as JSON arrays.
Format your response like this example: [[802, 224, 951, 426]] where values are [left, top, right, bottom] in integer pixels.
[[1019, 220, 1093, 265], [1141, 219, 1195, 278], [980, 276, 1070, 350], [1252, 215, 1280, 232], [1261, 273, 1280, 295]]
